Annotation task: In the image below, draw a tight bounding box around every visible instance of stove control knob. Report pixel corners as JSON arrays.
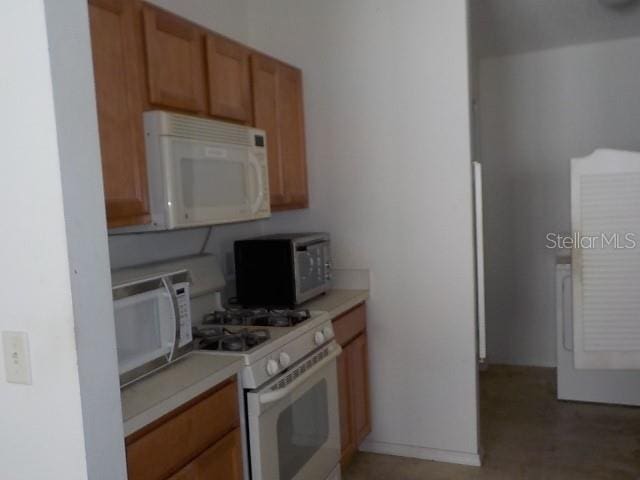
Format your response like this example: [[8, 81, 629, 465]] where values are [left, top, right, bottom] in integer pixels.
[[314, 331, 326, 346], [322, 326, 334, 340], [266, 359, 279, 376], [279, 352, 291, 368]]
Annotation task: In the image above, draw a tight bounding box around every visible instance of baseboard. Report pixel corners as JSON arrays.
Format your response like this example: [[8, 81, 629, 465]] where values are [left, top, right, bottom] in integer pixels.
[[359, 440, 481, 467]]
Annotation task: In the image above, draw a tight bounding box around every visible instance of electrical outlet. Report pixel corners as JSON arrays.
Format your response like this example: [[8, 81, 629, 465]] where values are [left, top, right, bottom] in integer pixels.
[[2, 331, 32, 385]]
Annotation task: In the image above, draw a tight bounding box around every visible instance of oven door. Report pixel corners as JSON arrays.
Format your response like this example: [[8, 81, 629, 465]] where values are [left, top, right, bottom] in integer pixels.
[[247, 343, 342, 480]]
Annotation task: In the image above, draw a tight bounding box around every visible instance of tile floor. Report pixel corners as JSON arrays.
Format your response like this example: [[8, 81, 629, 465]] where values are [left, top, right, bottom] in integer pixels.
[[344, 365, 640, 479]]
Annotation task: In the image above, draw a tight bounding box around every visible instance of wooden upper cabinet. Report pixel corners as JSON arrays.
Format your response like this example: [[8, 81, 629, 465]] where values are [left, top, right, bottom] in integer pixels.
[[251, 54, 285, 206], [89, 1, 310, 226], [251, 54, 309, 210], [276, 63, 308, 209], [141, 3, 206, 113], [206, 34, 252, 123], [88, 0, 150, 228]]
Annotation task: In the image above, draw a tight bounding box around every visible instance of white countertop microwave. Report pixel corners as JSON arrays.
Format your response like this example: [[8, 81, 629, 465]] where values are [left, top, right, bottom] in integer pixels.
[[111, 111, 271, 233], [112, 268, 193, 387]]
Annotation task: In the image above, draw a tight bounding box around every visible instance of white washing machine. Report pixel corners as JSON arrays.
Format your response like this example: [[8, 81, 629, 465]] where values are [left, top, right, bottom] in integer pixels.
[[556, 258, 640, 406]]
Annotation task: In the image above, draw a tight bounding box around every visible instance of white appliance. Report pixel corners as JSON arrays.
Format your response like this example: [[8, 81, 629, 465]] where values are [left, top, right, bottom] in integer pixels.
[[571, 149, 640, 369], [473, 161, 487, 364], [195, 300, 342, 479], [111, 268, 193, 387], [112, 111, 270, 233], [246, 340, 342, 480], [556, 259, 640, 406]]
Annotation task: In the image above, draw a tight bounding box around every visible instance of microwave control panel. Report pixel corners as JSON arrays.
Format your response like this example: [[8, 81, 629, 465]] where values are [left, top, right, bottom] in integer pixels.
[[174, 282, 192, 345]]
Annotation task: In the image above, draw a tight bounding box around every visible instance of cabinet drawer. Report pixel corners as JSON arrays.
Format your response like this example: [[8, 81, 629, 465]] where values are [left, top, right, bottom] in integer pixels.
[[126, 379, 238, 480], [168, 428, 243, 480], [333, 304, 366, 347]]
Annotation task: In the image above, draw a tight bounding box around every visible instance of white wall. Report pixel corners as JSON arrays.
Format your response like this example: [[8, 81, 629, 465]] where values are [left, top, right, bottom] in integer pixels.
[[0, 0, 125, 478], [478, 36, 640, 366], [248, 0, 480, 462], [44, 0, 127, 476]]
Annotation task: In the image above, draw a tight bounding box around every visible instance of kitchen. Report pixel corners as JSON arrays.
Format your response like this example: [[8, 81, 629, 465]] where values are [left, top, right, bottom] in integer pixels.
[[2, 1, 477, 479], [6, 0, 640, 480]]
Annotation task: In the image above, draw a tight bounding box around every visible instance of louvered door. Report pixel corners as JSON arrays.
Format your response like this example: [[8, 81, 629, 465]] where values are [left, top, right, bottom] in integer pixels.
[[571, 149, 640, 369]]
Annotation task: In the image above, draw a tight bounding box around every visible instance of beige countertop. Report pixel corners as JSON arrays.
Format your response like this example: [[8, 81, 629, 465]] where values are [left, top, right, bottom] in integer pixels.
[[120, 289, 368, 436], [120, 352, 244, 436], [303, 289, 369, 319]]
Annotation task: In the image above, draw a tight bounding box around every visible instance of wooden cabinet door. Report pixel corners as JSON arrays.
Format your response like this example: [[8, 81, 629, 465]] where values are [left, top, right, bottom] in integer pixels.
[[349, 334, 372, 445], [251, 54, 309, 210], [206, 34, 251, 123], [276, 63, 309, 210], [88, 0, 150, 228], [251, 54, 286, 207], [168, 428, 243, 480], [142, 4, 206, 113], [337, 347, 357, 466], [126, 380, 239, 480]]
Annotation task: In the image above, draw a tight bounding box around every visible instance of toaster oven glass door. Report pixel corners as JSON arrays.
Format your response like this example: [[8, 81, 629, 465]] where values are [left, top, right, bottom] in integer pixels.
[[113, 287, 174, 377], [294, 241, 330, 303]]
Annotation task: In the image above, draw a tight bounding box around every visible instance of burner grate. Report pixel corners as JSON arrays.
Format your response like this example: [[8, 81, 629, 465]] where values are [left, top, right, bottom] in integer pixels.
[[202, 308, 311, 328], [194, 326, 271, 352]]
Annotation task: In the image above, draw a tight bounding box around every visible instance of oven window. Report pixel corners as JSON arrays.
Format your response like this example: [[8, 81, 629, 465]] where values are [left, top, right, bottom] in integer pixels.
[[277, 379, 329, 480]]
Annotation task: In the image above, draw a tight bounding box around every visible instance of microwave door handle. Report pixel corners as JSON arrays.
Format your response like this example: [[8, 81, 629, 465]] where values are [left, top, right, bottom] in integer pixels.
[[258, 344, 342, 405], [161, 276, 181, 361], [248, 155, 264, 214]]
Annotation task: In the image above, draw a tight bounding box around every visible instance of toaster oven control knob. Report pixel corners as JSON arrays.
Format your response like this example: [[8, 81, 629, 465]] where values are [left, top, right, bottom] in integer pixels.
[[266, 359, 279, 376], [322, 326, 334, 340], [314, 331, 326, 346], [279, 352, 291, 368]]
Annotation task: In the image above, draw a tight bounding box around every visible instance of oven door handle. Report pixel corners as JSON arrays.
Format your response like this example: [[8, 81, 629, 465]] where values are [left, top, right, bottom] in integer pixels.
[[258, 344, 342, 405]]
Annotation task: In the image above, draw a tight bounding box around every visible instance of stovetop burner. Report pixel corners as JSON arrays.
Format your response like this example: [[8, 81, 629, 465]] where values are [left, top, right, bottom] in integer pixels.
[[193, 326, 271, 352], [202, 307, 311, 328]]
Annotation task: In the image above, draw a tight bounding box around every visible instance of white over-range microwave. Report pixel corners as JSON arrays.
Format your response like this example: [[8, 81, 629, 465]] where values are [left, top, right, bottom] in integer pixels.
[[112, 111, 271, 233]]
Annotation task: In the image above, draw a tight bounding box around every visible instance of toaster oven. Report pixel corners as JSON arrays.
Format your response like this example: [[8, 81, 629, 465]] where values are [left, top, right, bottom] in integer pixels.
[[234, 233, 331, 307]]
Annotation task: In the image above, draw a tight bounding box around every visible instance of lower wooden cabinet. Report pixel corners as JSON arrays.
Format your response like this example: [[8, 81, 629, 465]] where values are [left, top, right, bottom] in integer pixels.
[[168, 428, 243, 480], [334, 304, 371, 468], [337, 346, 357, 462], [125, 378, 242, 480], [348, 334, 370, 445]]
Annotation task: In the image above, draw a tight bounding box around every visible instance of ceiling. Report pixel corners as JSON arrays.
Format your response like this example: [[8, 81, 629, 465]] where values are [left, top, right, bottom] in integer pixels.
[[470, 0, 640, 58]]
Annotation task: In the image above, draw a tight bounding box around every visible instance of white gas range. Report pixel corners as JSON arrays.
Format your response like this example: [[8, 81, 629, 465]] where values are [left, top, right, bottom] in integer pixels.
[[195, 306, 342, 480]]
